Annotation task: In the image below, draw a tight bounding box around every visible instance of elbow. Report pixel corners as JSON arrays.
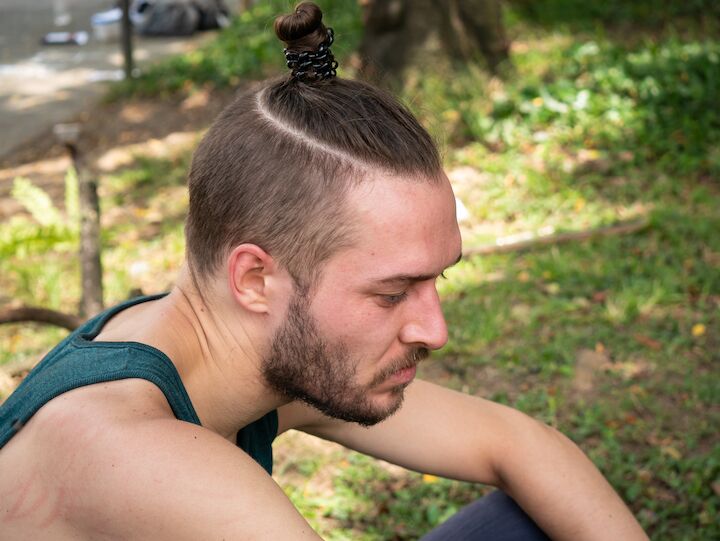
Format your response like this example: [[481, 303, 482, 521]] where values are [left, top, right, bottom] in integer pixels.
[[491, 411, 575, 493]]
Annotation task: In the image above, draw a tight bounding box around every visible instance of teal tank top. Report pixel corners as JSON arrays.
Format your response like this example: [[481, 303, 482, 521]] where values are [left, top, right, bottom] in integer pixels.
[[0, 294, 277, 474]]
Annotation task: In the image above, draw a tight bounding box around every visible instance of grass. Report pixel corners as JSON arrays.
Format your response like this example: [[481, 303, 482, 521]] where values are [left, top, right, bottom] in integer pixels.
[[1, 1, 719, 539]]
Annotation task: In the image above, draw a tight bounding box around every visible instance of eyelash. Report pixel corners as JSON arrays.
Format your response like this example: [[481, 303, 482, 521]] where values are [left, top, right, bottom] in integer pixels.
[[380, 273, 448, 306], [381, 291, 409, 306]]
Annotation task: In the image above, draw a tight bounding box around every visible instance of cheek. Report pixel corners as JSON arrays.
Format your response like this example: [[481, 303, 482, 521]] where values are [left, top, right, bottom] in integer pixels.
[[315, 299, 402, 353]]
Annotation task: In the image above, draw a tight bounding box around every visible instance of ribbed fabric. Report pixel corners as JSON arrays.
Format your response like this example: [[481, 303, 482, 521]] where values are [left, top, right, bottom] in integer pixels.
[[0, 294, 277, 474]]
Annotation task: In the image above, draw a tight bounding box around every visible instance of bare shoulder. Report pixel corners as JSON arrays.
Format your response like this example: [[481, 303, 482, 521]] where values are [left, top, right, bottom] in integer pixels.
[[1, 380, 321, 540]]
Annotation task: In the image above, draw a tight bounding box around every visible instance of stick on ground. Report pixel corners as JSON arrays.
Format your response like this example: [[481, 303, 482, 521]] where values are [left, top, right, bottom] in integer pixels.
[[462, 219, 650, 258], [0, 305, 81, 331]]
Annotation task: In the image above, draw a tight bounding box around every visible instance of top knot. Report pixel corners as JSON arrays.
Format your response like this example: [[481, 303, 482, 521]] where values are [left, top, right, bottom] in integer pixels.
[[275, 2, 338, 82], [274, 2, 324, 45]]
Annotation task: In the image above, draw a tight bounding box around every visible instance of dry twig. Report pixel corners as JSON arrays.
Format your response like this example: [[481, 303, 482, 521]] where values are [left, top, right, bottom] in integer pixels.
[[462, 219, 650, 258], [0, 305, 81, 331]]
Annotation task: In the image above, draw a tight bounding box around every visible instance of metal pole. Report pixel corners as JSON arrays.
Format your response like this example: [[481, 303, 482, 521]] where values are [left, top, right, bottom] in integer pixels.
[[121, 0, 134, 79]]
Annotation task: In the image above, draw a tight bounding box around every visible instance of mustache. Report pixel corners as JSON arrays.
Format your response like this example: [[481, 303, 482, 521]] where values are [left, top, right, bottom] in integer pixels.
[[404, 347, 429, 367], [370, 347, 429, 387]]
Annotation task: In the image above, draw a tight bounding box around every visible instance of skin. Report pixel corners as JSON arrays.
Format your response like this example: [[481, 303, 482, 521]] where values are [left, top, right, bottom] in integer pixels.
[[0, 173, 648, 541], [263, 287, 431, 426]]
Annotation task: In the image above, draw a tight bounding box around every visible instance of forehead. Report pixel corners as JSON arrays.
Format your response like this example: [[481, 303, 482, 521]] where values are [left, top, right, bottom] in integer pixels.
[[326, 174, 462, 282]]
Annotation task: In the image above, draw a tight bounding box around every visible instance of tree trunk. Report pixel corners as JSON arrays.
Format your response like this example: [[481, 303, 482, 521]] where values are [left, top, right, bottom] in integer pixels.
[[120, 0, 134, 79], [68, 146, 104, 318], [358, 0, 510, 87]]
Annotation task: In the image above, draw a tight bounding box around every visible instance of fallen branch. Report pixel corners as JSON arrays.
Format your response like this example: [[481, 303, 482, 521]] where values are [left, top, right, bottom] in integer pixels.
[[0, 305, 81, 331], [462, 219, 650, 258], [0, 306, 81, 380]]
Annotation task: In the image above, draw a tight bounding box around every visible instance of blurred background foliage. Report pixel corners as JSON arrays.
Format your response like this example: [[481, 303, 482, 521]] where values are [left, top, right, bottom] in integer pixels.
[[509, 0, 720, 28], [1, 0, 718, 540]]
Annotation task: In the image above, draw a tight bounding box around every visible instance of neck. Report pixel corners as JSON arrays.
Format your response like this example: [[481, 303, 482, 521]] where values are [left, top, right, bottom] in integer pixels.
[[150, 266, 289, 441]]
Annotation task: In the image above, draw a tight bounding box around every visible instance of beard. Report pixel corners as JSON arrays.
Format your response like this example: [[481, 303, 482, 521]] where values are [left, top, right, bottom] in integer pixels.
[[262, 290, 428, 426]]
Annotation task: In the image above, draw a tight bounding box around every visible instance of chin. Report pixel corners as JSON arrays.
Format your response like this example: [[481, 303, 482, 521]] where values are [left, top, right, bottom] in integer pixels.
[[365, 387, 407, 423]]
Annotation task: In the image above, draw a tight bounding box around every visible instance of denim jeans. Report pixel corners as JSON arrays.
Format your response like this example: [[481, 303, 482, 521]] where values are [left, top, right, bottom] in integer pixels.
[[419, 491, 552, 541]]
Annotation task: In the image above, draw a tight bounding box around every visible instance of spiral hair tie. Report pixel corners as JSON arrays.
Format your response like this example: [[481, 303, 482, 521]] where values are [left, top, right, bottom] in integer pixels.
[[284, 28, 338, 81]]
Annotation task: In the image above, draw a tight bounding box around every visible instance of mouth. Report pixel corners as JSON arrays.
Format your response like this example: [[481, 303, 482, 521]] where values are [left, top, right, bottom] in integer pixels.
[[389, 364, 417, 385], [371, 348, 428, 389]]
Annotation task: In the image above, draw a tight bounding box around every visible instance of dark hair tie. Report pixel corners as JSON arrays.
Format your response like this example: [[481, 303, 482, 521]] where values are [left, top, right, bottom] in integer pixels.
[[284, 28, 338, 81]]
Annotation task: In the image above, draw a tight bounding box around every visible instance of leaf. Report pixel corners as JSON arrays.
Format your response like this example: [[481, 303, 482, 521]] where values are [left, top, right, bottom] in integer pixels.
[[11, 177, 62, 228], [634, 334, 662, 350], [661, 445, 682, 460], [510, 303, 532, 323], [544, 282, 560, 295], [573, 349, 610, 393], [607, 359, 653, 381], [691, 323, 706, 337], [426, 504, 441, 524]]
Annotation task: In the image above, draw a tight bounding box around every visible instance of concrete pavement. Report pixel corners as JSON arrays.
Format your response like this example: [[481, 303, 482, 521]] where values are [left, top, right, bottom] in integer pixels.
[[0, 0, 236, 160]]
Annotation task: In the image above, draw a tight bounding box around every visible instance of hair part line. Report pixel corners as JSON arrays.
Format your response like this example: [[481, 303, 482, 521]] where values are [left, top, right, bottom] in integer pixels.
[[254, 87, 376, 174]]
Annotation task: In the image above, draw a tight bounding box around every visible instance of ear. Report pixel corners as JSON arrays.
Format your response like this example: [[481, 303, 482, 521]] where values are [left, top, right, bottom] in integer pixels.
[[226, 244, 277, 314]]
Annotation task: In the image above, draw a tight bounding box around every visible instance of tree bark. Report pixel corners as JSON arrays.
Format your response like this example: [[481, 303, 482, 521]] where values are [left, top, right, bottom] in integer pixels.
[[358, 0, 510, 87], [68, 145, 104, 318], [120, 0, 134, 79]]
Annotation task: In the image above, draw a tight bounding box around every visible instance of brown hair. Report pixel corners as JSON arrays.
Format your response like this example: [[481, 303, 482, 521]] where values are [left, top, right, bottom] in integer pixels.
[[185, 2, 442, 290]]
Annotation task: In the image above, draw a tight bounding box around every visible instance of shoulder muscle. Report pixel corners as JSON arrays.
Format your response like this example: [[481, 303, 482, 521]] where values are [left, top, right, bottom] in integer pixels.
[[73, 418, 322, 540]]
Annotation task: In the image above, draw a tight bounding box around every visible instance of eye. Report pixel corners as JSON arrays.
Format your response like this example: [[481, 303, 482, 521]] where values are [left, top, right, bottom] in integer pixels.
[[379, 291, 408, 306]]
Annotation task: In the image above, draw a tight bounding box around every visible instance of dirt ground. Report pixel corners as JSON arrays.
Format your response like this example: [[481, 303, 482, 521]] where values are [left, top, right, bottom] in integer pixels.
[[0, 87, 240, 221]]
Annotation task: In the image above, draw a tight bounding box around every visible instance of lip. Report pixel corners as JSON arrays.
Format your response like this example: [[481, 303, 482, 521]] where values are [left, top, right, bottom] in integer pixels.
[[389, 365, 417, 386]]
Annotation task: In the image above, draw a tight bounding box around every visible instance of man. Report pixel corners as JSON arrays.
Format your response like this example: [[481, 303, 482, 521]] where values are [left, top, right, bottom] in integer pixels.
[[0, 170, 648, 540], [0, 4, 648, 538]]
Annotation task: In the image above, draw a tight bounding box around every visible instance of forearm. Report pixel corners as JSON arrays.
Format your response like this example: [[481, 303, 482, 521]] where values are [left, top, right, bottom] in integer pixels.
[[493, 414, 648, 541]]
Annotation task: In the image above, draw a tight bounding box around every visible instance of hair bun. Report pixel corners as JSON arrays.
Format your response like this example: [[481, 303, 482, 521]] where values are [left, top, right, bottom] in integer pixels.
[[275, 2, 326, 50]]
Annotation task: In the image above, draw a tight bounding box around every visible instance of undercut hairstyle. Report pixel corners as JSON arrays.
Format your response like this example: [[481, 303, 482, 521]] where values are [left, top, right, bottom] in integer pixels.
[[185, 1, 443, 290]]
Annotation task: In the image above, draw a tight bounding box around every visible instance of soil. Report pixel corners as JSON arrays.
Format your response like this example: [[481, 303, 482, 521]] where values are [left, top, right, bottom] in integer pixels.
[[0, 87, 240, 220]]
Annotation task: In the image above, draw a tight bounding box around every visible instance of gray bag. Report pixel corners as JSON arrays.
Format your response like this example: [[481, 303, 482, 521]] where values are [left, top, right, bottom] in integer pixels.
[[130, 0, 200, 36]]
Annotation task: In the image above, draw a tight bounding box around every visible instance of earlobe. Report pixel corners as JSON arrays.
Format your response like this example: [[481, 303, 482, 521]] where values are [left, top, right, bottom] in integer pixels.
[[227, 245, 274, 314]]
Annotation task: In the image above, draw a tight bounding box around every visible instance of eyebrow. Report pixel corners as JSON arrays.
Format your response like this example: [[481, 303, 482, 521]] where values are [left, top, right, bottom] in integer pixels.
[[374, 253, 463, 285]]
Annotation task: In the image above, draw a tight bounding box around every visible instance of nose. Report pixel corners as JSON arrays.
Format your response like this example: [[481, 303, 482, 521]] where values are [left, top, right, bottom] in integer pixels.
[[398, 282, 449, 350]]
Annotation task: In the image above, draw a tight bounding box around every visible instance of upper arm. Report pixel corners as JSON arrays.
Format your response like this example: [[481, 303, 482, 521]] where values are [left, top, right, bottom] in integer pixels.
[[278, 379, 544, 486], [77, 419, 322, 541]]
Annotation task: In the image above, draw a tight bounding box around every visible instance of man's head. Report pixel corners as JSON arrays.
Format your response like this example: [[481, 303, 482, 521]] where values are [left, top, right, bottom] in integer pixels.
[[184, 2, 443, 292], [183, 2, 461, 423], [263, 177, 461, 426]]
